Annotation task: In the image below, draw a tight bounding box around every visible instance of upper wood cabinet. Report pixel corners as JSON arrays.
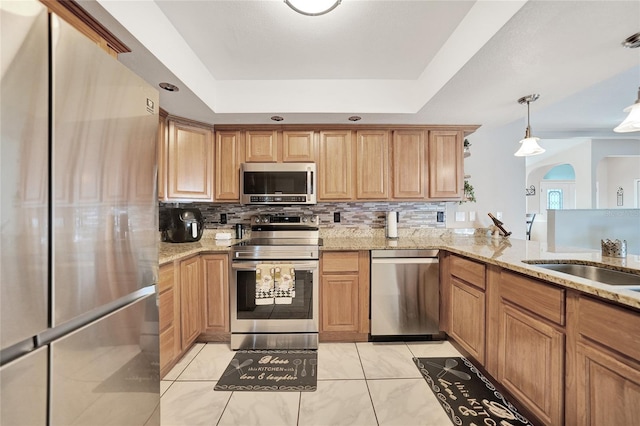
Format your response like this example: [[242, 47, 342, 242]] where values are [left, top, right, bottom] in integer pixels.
[[245, 130, 278, 162], [428, 130, 464, 199], [318, 130, 355, 200], [214, 130, 243, 202], [356, 130, 389, 200], [165, 119, 214, 201], [391, 130, 426, 199], [282, 130, 315, 162], [157, 109, 169, 200], [42, 0, 130, 58]]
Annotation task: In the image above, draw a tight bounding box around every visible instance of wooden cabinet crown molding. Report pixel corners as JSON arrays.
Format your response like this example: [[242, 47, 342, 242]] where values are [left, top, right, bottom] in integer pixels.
[[213, 123, 480, 136], [40, 0, 130, 55]]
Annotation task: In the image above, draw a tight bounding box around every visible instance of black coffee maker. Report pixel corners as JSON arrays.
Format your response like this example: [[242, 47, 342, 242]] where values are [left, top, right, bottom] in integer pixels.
[[164, 208, 204, 243]]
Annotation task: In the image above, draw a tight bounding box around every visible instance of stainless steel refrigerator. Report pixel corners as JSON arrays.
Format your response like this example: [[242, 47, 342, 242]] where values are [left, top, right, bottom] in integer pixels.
[[1, 2, 160, 424]]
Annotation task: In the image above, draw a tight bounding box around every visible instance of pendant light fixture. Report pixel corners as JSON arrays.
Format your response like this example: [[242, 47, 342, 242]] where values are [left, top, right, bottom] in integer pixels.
[[284, 0, 341, 16], [614, 87, 640, 132], [514, 94, 545, 157], [614, 32, 640, 133]]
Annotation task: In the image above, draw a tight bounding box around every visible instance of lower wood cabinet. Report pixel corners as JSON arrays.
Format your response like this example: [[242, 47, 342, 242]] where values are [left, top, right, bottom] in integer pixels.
[[202, 254, 230, 335], [158, 262, 180, 378], [159, 253, 230, 377], [568, 295, 640, 425], [495, 271, 565, 426], [450, 277, 485, 363], [320, 251, 369, 341], [179, 256, 203, 350], [442, 253, 486, 364]]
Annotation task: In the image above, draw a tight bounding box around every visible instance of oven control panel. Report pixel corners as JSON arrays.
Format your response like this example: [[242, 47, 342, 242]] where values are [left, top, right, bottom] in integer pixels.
[[251, 214, 319, 226]]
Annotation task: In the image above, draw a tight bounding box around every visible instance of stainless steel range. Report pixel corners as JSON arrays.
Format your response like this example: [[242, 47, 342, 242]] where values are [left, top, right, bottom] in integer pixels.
[[230, 214, 321, 350]]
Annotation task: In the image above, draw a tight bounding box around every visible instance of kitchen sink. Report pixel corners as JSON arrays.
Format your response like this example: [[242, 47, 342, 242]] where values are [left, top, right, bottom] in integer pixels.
[[527, 262, 640, 287]]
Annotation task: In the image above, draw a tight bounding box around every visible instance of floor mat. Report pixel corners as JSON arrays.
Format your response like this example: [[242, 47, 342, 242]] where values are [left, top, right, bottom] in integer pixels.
[[413, 357, 534, 426], [214, 350, 317, 391]]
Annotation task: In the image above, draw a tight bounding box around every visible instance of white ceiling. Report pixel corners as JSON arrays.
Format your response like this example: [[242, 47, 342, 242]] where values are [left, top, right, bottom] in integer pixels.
[[81, 0, 640, 135]]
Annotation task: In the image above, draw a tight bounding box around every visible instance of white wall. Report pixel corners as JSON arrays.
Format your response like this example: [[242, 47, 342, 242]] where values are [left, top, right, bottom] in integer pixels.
[[450, 120, 527, 239], [598, 156, 640, 209], [548, 209, 640, 254]]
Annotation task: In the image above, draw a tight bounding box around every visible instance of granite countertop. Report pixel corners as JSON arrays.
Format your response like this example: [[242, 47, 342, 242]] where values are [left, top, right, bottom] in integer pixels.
[[159, 228, 640, 310]]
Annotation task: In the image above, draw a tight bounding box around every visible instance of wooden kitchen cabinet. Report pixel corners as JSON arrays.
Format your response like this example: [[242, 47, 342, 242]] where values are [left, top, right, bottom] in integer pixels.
[[428, 130, 464, 199], [245, 130, 278, 162], [443, 253, 486, 364], [496, 270, 565, 426], [42, 0, 129, 58], [165, 118, 214, 201], [214, 130, 243, 202], [179, 256, 203, 349], [356, 130, 389, 200], [202, 254, 230, 335], [566, 295, 640, 425], [282, 130, 315, 162], [158, 262, 180, 378], [318, 130, 355, 200], [391, 130, 427, 199], [320, 251, 370, 341], [157, 109, 169, 200]]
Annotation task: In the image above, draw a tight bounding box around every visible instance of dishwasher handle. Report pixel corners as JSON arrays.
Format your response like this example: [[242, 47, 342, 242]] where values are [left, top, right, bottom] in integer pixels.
[[371, 258, 438, 265]]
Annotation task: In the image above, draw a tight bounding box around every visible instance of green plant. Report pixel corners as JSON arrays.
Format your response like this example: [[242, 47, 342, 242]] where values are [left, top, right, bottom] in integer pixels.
[[463, 139, 471, 148], [460, 180, 476, 204]]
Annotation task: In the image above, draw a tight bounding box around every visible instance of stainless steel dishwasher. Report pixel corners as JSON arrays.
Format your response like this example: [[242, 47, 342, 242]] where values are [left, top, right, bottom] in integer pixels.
[[370, 250, 441, 339]]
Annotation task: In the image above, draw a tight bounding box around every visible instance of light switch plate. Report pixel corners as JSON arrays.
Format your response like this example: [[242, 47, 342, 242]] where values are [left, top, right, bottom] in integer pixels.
[[469, 211, 476, 221], [455, 212, 466, 222]]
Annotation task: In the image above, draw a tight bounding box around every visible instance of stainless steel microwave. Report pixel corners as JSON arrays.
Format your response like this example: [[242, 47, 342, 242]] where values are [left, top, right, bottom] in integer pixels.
[[240, 162, 317, 205]]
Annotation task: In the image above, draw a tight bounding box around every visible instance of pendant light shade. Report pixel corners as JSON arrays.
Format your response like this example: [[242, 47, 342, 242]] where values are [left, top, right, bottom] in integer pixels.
[[284, 0, 341, 16], [515, 136, 545, 157], [514, 94, 545, 157], [614, 87, 640, 133]]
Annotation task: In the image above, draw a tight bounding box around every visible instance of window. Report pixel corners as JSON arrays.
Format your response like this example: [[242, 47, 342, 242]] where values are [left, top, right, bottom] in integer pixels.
[[547, 189, 563, 210]]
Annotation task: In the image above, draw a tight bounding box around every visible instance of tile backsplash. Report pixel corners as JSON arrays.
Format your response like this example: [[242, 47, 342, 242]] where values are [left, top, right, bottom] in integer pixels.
[[159, 201, 447, 231]]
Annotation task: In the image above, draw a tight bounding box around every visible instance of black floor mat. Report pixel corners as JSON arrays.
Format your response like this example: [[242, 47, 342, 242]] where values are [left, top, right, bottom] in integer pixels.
[[413, 357, 534, 426], [214, 350, 317, 392]]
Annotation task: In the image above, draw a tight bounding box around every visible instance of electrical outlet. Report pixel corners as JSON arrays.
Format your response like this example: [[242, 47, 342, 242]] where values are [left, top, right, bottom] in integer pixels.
[[220, 213, 227, 224], [333, 212, 340, 223], [496, 212, 503, 220], [437, 211, 445, 222]]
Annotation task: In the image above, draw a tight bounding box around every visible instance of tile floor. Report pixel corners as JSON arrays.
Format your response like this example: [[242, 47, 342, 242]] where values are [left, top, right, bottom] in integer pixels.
[[160, 341, 462, 426]]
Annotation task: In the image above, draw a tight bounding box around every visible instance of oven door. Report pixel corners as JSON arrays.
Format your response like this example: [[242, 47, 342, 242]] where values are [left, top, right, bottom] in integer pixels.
[[230, 260, 319, 336]]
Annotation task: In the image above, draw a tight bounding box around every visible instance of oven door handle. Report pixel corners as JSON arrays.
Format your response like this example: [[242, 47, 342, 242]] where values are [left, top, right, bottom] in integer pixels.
[[231, 261, 318, 270], [233, 250, 318, 260]]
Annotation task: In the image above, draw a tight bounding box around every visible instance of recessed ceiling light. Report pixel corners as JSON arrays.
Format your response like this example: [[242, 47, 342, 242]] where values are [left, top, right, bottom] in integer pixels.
[[284, 0, 341, 16], [622, 32, 640, 48], [271, 116, 284, 121], [348, 116, 362, 122], [159, 82, 179, 92]]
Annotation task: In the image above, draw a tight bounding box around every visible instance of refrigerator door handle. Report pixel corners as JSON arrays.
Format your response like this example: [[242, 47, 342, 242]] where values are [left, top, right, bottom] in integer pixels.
[[36, 285, 156, 347]]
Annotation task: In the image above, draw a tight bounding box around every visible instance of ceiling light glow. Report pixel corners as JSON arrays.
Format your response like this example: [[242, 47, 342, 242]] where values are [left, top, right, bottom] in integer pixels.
[[284, 0, 341, 16]]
